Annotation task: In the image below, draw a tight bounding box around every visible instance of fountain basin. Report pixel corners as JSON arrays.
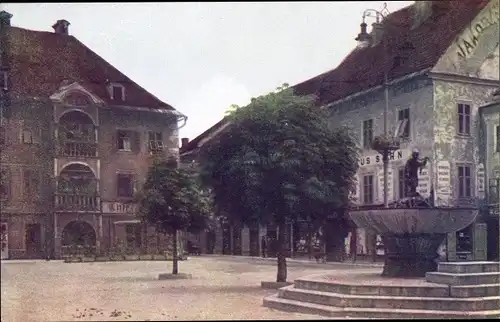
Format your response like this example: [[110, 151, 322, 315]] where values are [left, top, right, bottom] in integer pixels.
[[349, 207, 479, 277]]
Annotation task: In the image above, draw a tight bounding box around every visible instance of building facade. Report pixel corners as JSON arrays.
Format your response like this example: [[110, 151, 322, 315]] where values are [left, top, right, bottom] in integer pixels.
[[0, 13, 185, 259], [180, 0, 499, 261], [294, 0, 500, 260]]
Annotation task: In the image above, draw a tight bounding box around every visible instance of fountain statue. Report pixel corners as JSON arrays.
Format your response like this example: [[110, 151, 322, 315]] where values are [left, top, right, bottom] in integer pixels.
[[349, 149, 478, 278]]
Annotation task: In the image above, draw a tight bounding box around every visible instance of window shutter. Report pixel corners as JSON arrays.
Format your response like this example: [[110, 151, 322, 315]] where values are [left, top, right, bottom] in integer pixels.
[[111, 130, 118, 152], [132, 131, 141, 153]]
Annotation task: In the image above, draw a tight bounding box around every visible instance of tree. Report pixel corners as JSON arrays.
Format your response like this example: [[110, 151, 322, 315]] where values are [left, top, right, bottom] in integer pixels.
[[139, 158, 213, 275], [199, 84, 359, 282]]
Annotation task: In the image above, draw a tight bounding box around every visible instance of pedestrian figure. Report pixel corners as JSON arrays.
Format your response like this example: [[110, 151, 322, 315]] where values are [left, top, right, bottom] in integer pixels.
[[261, 236, 267, 258]]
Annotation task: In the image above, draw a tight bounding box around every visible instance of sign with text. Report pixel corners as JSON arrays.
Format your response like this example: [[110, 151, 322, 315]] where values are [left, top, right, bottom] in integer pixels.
[[417, 168, 431, 198], [477, 163, 485, 199], [456, 0, 500, 59], [359, 149, 408, 167], [436, 161, 451, 206], [377, 168, 393, 202], [102, 202, 138, 214]]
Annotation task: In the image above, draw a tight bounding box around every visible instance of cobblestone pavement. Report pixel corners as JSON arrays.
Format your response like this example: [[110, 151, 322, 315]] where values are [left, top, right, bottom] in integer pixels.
[[1, 256, 380, 321]]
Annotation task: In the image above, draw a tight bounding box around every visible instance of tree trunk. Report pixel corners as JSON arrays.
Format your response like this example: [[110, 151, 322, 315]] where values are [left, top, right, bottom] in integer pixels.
[[172, 230, 179, 275], [276, 222, 287, 283]]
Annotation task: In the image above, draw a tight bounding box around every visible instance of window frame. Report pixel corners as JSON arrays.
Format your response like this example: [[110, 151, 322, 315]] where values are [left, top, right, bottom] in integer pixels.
[[397, 108, 411, 140], [116, 173, 134, 198], [22, 129, 33, 144], [111, 85, 125, 102], [457, 103, 471, 136], [362, 119, 373, 149], [362, 174, 375, 204], [148, 131, 164, 151], [117, 130, 132, 152], [457, 164, 473, 199]]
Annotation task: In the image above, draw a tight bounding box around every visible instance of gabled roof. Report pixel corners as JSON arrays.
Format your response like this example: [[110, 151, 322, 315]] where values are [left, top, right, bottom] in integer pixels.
[[293, 0, 490, 105], [2, 25, 176, 110], [180, 0, 491, 154]]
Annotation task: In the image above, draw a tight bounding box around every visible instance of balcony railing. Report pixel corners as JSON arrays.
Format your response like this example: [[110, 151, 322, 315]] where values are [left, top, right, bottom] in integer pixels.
[[58, 141, 97, 158], [55, 193, 99, 212]]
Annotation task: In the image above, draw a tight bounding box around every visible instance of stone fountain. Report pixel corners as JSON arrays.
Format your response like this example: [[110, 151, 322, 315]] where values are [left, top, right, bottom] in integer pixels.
[[349, 150, 479, 277]]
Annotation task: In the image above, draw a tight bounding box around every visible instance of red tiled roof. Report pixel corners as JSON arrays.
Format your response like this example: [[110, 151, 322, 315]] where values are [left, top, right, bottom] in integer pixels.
[[182, 0, 491, 153], [293, 0, 490, 105], [3, 26, 175, 110]]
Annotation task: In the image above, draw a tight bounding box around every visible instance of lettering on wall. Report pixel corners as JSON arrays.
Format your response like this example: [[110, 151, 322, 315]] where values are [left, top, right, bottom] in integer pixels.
[[359, 150, 406, 167], [102, 202, 137, 214], [456, 0, 500, 59], [377, 169, 393, 202], [417, 168, 431, 198], [436, 161, 451, 206], [477, 163, 485, 199]]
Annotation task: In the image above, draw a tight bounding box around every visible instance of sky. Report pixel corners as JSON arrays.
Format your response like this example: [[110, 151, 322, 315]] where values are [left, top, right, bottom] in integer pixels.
[[3, 1, 413, 141]]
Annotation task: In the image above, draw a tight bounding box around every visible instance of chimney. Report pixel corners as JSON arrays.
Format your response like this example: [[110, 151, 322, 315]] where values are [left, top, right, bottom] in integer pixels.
[[181, 137, 189, 148], [52, 19, 70, 35], [0, 11, 12, 29], [370, 22, 385, 47], [413, 1, 433, 29]]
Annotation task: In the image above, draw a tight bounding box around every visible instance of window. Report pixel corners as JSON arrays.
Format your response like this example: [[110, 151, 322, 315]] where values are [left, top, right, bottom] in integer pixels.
[[117, 174, 134, 198], [457, 103, 471, 135], [22, 129, 33, 144], [397, 168, 406, 199], [125, 224, 142, 249], [362, 174, 375, 204], [148, 131, 164, 151], [397, 108, 410, 139], [0, 127, 5, 145], [23, 169, 39, 196], [457, 165, 472, 198], [0, 70, 7, 91], [362, 119, 373, 148], [112, 85, 124, 102], [0, 169, 9, 200], [496, 125, 500, 152], [117, 131, 131, 151]]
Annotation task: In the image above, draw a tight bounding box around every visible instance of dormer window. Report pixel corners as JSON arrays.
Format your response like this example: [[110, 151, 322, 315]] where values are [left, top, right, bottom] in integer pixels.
[[0, 70, 7, 91], [110, 83, 125, 102]]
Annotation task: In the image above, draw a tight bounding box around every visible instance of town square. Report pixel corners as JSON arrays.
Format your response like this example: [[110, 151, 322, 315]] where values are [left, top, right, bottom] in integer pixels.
[[1, 1, 499, 321]]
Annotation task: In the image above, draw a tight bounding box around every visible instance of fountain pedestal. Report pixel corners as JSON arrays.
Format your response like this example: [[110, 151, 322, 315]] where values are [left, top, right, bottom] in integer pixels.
[[381, 233, 446, 277], [349, 204, 478, 278]]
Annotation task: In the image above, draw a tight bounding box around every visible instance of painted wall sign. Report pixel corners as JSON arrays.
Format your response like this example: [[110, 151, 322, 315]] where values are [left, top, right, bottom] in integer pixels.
[[456, 0, 500, 59], [377, 169, 393, 202], [102, 202, 137, 214], [477, 163, 486, 199], [417, 168, 431, 198], [359, 149, 407, 167], [436, 161, 451, 206]]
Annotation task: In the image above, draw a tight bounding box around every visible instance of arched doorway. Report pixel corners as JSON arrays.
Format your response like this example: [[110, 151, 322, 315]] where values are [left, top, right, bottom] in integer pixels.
[[61, 221, 96, 248]]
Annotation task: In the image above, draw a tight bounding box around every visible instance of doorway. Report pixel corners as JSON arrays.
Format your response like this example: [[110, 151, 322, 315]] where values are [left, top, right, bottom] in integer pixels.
[[25, 223, 42, 258]]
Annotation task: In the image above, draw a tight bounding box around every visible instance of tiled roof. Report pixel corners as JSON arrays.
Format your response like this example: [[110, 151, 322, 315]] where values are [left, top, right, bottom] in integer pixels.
[[181, 0, 491, 153], [293, 0, 490, 105], [2, 26, 175, 110]]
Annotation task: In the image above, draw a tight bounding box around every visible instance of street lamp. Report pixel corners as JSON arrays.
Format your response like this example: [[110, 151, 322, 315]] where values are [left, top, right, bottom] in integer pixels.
[[355, 4, 396, 209]]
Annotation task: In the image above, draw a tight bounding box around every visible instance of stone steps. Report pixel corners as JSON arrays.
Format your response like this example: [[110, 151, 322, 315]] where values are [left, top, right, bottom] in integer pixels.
[[263, 294, 500, 319], [438, 262, 499, 274], [278, 285, 500, 311], [294, 279, 450, 297], [263, 262, 500, 319], [451, 283, 500, 297], [426, 272, 500, 285]]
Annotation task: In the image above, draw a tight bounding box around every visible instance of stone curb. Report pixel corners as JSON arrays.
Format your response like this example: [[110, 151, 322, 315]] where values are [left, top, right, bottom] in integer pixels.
[[203, 254, 383, 268]]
